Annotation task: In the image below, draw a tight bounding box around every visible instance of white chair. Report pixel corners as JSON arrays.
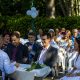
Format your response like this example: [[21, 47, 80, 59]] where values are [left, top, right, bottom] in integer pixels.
[[58, 48, 66, 73]]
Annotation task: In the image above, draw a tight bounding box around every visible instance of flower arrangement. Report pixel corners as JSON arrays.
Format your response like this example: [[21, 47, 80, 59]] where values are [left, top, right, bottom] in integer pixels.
[[26, 62, 45, 71]]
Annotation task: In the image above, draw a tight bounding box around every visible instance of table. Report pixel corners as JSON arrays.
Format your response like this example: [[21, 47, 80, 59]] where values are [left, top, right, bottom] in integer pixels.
[[16, 64, 51, 80]]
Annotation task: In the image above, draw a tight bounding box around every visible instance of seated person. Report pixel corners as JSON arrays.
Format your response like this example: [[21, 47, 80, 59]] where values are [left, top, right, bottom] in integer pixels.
[[35, 33, 58, 78], [36, 33, 58, 67], [1, 32, 11, 51], [0, 36, 19, 80], [60, 35, 80, 80], [25, 32, 42, 63], [4, 32, 28, 64]]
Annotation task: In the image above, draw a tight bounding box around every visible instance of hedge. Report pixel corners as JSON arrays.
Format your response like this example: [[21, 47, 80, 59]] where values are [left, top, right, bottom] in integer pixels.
[[0, 15, 80, 36]]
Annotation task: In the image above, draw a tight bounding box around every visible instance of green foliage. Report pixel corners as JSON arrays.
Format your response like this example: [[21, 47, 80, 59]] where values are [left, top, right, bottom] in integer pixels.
[[0, 0, 46, 16], [0, 0, 32, 16], [0, 15, 80, 36], [0, 0, 79, 17], [33, 0, 46, 17], [6, 15, 32, 36], [26, 62, 42, 71]]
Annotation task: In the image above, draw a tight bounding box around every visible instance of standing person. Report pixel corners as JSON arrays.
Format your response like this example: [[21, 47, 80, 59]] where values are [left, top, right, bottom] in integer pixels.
[[0, 36, 19, 80], [60, 35, 80, 80]]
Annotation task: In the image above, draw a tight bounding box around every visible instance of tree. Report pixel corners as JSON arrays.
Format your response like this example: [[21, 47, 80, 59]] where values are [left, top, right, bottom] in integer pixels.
[[71, 0, 80, 16], [0, 0, 80, 17], [46, 0, 55, 18], [0, 0, 32, 16]]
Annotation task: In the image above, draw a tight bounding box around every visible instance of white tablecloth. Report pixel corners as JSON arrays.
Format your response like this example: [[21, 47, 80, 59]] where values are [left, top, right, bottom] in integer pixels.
[[16, 64, 51, 80], [16, 70, 34, 80]]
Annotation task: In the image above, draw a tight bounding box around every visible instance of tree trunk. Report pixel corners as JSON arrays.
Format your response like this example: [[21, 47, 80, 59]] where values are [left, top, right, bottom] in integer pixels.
[[77, 0, 80, 16], [46, 0, 55, 18], [64, 0, 71, 16], [58, 0, 66, 16], [71, 0, 80, 16], [58, 0, 71, 16]]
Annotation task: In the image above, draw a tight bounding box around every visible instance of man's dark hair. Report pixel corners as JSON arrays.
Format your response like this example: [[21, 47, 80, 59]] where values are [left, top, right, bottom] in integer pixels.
[[2, 32, 11, 37], [42, 33, 51, 39], [28, 32, 35, 37]]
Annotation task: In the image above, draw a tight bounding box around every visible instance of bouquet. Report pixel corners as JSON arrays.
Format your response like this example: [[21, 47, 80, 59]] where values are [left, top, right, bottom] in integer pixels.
[[26, 62, 45, 71]]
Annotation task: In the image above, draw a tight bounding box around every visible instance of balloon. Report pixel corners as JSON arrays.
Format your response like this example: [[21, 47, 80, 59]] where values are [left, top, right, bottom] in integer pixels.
[[31, 11, 37, 18], [31, 7, 36, 12], [26, 7, 38, 18], [26, 10, 31, 15], [36, 11, 38, 16]]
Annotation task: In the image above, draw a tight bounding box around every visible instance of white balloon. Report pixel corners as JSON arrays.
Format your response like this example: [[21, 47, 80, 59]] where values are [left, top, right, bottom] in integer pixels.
[[36, 11, 38, 16], [26, 7, 38, 18], [31, 12, 37, 18], [26, 10, 31, 15], [31, 7, 36, 11]]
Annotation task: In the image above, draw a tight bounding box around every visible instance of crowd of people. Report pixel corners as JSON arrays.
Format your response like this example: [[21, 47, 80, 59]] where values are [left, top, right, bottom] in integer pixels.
[[0, 27, 80, 80]]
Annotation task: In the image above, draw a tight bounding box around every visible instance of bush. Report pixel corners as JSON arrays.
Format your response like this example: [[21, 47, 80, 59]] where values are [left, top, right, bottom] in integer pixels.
[[0, 15, 80, 36]]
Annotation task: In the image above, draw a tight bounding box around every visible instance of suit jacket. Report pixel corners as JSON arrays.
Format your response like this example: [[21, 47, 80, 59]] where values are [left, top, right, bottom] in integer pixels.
[[25, 42, 43, 61], [25, 42, 42, 54], [4, 43, 28, 63], [43, 46, 58, 67], [35, 45, 58, 67]]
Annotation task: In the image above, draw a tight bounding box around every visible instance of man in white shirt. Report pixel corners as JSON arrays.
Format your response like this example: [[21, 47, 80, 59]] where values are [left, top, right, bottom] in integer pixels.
[[0, 36, 19, 80], [37, 33, 58, 67], [38, 45, 49, 64]]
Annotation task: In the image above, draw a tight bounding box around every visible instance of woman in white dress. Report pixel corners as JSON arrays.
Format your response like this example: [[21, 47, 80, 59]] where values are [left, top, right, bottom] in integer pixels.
[[60, 35, 80, 80]]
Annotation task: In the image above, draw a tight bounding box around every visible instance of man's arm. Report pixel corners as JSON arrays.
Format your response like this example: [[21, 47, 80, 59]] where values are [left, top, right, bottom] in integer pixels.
[[22, 45, 29, 63], [3, 52, 17, 74], [51, 48, 58, 67]]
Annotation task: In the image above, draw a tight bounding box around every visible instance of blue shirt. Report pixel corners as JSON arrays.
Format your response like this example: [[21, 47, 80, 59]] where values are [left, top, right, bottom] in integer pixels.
[[0, 49, 16, 74]]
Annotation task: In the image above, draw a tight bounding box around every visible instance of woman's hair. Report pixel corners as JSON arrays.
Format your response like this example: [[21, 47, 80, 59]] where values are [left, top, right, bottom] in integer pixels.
[[76, 34, 80, 53]]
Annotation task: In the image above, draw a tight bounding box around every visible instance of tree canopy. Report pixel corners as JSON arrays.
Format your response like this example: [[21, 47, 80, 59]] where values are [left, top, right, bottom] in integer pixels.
[[0, 0, 80, 17]]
